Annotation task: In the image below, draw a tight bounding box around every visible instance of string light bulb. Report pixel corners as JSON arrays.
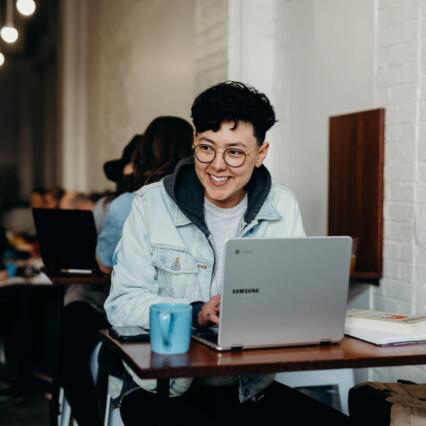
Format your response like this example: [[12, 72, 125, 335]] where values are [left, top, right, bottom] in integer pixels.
[[0, 53, 4, 67], [1, 0, 19, 44], [1, 26, 18, 43], [16, 0, 36, 17]]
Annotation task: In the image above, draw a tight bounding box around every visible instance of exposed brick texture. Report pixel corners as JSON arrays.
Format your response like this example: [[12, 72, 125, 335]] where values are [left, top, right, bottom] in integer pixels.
[[372, 0, 426, 382], [194, 0, 228, 94]]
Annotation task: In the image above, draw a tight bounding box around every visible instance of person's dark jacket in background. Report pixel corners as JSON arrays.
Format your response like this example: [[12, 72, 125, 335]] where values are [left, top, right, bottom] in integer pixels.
[[0, 226, 8, 270]]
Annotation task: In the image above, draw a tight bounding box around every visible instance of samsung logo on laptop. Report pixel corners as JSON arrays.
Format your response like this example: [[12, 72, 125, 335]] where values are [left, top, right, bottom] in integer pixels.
[[234, 249, 253, 254], [232, 288, 259, 294]]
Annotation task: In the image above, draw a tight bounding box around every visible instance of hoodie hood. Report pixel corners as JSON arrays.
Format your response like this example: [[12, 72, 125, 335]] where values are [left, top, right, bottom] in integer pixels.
[[163, 156, 272, 236]]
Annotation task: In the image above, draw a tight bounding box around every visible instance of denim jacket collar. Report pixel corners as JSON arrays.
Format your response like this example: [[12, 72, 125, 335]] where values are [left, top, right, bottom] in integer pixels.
[[163, 156, 278, 232]]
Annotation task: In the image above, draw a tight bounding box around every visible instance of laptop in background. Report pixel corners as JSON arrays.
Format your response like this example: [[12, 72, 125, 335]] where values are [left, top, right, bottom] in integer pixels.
[[32, 208, 99, 274], [192, 237, 352, 351]]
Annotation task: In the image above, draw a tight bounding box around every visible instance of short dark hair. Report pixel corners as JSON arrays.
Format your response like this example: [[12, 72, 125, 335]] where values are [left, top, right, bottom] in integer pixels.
[[191, 81, 276, 144]]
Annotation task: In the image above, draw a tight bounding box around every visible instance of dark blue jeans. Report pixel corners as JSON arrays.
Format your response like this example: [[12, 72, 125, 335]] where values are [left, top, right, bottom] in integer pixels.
[[120, 381, 353, 426]]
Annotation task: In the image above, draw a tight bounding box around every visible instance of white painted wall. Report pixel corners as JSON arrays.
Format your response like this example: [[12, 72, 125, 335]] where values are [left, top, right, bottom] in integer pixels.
[[224, 0, 375, 235], [60, 0, 375, 229], [60, 0, 196, 191], [85, 0, 196, 191], [279, 0, 375, 236], [60, 0, 88, 191]]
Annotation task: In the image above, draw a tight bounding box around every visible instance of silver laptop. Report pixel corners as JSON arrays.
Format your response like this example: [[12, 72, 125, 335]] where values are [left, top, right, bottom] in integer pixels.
[[192, 237, 352, 351]]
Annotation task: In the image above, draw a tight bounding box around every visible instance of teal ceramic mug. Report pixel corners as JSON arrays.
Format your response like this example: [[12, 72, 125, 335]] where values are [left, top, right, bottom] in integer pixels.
[[149, 303, 192, 355]]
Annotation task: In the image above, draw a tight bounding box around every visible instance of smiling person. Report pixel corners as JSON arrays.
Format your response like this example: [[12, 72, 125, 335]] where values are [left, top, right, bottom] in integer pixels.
[[105, 82, 351, 426]]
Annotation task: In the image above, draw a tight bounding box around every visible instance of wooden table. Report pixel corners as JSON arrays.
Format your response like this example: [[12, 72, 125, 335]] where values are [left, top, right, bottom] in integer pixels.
[[47, 272, 110, 426], [0, 272, 52, 288], [101, 330, 426, 423], [100, 332, 426, 381]]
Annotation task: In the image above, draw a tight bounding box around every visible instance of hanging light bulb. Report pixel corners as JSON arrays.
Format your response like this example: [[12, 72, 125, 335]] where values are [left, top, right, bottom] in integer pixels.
[[16, 0, 36, 17], [1, 26, 18, 43], [0, 53, 4, 67], [1, 0, 19, 44]]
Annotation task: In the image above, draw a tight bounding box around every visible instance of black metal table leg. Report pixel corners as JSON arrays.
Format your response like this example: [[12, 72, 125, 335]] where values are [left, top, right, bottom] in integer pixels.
[[50, 285, 64, 426], [157, 378, 170, 425]]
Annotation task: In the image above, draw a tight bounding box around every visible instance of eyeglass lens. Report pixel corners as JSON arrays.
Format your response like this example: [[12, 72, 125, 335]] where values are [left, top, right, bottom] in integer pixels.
[[194, 145, 247, 167]]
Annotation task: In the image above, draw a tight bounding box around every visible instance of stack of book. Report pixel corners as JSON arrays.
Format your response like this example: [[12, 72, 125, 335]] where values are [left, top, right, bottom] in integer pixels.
[[345, 309, 426, 346]]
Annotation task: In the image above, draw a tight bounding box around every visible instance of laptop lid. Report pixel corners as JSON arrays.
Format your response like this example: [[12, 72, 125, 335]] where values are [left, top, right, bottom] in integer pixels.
[[32, 208, 98, 274], [193, 237, 351, 351]]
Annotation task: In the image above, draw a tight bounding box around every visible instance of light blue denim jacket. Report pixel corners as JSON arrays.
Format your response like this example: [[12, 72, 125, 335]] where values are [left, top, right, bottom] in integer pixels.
[[105, 157, 305, 402]]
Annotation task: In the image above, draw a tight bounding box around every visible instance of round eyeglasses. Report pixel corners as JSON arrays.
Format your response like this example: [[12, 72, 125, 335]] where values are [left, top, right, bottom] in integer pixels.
[[193, 143, 257, 168]]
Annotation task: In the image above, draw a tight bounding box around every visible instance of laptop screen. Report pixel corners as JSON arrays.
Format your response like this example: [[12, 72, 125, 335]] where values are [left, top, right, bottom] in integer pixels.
[[32, 208, 98, 273]]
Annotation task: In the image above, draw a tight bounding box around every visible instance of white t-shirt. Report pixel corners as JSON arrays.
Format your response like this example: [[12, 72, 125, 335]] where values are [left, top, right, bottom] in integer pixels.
[[201, 194, 248, 387], [204, 194, 248, 297]]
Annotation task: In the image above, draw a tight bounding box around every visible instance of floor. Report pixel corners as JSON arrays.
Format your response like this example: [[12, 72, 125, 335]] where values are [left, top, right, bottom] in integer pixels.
[[0, 385, 337, 425], [0, 391, 49, 426]]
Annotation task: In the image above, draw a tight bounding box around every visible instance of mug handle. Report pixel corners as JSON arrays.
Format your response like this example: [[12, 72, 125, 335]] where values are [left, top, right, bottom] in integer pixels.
[[158, 312, 173, 347]]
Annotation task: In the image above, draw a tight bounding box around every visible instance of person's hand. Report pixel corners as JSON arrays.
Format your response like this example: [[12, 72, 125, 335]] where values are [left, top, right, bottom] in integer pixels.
[[0, 270, 7, 282], [197, 295, 221, 327], [96, 257, 113, 274]]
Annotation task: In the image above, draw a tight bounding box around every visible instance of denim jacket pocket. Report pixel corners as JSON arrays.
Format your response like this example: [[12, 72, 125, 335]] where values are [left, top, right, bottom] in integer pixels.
[[152, 247, 198, 298]]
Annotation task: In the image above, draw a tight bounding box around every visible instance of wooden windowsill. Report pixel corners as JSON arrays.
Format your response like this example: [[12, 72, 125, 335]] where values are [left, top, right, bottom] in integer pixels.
[[350, 272, 381, 285]]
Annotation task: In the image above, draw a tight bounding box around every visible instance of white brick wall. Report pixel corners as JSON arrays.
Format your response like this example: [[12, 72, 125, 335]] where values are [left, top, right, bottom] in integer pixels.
[[372, 0, 426, 382], [86, 0, 424, 384], [227, 0, 275, 93], [227, 0, 278, 174], [194, 0, 280, 174], [194, 0, 229, 94]]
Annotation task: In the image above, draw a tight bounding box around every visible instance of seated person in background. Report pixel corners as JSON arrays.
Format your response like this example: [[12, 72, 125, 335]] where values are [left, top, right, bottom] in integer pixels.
[[60, 136, 139, 426], [30, 188, 46, 208], [61, 118, 192, 426], [105, 82, 352, 426], [96, 116, 194, 274], [0, 226, 8, 281], [59, 191, 95, 210], [43, 188, 65, 209], [93, 134, 142, 233]]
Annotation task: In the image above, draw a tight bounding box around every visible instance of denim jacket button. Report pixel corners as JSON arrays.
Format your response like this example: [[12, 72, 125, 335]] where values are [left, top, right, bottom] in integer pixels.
[[171, 256, 181, 271]]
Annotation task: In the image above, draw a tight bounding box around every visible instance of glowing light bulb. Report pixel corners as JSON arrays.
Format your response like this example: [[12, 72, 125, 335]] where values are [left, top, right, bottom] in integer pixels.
[[16, 0, 36, 16], [1, 26, 18, 43], [0, 53, 4, 67]]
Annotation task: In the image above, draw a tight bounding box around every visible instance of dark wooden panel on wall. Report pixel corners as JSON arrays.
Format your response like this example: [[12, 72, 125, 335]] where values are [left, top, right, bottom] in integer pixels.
[[328, 108, 384, 281]]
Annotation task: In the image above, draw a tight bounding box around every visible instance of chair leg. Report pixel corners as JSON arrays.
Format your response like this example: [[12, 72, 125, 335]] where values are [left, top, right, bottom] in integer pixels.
[[105, 396, 123, 426], [109, 406, 124, 426], [90, 341, 102, 381], [58, 387, 72, 426], [104, 393, 111, 426], [104, 375, 124, 426]]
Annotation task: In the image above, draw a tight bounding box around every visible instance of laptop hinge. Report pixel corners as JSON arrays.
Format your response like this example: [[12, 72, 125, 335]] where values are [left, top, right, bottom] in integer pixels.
[[230, 345, 243, 351], [319, 339, 332, 346]]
